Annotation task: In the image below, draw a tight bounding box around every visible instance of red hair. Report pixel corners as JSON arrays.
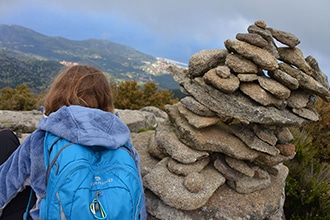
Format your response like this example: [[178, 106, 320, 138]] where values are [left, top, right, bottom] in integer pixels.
[[42, 65, 114, 115]]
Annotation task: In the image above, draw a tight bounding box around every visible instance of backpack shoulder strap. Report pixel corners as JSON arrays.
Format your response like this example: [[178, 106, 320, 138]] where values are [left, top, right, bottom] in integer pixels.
[[119, 145, 134, 159], [44, 132, 74, 184], [119, 143, 139, 169]]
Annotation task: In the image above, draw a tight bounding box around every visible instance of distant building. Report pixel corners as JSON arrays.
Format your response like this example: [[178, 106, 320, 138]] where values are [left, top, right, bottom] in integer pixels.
[[60, 60, 79, 66]]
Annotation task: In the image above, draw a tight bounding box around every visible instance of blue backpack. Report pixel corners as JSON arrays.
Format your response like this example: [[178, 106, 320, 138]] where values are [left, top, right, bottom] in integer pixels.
[[39, 132, 144, 220]]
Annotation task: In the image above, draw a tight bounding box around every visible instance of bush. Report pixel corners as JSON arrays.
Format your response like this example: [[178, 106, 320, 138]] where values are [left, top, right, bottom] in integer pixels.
[[0, 81, 178, 111], [0, 84, 40, 110], [302, 99, 330, 162], [112, 81, 178, 110], [284, 128, 330, 219]]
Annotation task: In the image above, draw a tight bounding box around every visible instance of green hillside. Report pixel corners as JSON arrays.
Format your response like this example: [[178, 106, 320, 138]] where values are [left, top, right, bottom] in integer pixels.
[[0, 24, 181, 92], [0, 52, 63, 93]]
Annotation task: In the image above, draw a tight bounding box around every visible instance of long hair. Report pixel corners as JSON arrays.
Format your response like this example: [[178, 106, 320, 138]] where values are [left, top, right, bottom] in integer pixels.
[[42, 65, 114, 115]]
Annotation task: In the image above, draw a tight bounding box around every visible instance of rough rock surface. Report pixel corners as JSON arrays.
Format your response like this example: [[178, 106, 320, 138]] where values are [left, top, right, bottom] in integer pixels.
[[1, 20, 330, 220], [162, 20, 329, 219]]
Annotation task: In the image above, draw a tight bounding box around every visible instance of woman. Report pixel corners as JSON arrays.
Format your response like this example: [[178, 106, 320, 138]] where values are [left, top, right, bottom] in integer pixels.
[[0, 65, 146, 219]]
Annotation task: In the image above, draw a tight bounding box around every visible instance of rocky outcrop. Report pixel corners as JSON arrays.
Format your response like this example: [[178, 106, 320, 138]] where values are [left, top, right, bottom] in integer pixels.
[[1, 20, 329, 219]]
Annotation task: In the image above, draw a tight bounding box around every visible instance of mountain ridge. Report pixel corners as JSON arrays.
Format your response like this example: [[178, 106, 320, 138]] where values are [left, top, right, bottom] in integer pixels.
[[0, 24, 182, 92]]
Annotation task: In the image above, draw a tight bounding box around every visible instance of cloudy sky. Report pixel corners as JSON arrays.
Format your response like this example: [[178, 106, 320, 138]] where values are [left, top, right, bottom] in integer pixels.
[[1, 0, 329, 78]]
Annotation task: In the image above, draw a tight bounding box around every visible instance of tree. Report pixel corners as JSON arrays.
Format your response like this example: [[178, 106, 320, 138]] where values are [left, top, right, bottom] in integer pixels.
[[0, 84, 40, 110], [284, 98, 330, 219], [142, 82, 158, 107], [112, 81, 178, 110], [284, 128, 330, 219], [141, 82, 178, 109], [113, 81, 144, 110], [302, 98, 330, 162]]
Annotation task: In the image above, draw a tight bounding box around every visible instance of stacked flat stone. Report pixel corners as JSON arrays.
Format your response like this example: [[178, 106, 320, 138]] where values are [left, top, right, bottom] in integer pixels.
[[143, 20, 330, 212]]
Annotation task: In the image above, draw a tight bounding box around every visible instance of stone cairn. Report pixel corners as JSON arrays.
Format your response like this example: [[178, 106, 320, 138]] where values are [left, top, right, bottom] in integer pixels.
[[142, 20, 330, 218]]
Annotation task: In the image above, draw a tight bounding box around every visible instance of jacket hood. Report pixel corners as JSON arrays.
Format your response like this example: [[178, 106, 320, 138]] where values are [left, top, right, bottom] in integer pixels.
[[38, 105, 130, 149]]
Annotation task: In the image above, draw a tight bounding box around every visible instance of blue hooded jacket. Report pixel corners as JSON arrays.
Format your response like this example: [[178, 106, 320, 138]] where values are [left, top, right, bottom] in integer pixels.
[[0, 105, 147, 219]]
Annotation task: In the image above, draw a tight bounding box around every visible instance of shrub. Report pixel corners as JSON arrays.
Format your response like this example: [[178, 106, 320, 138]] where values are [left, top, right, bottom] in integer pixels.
[[284, 128, 330, 219], [0, 84, 40, 110], [112, 81, 178, 110], [302, 99, 330, 162]]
